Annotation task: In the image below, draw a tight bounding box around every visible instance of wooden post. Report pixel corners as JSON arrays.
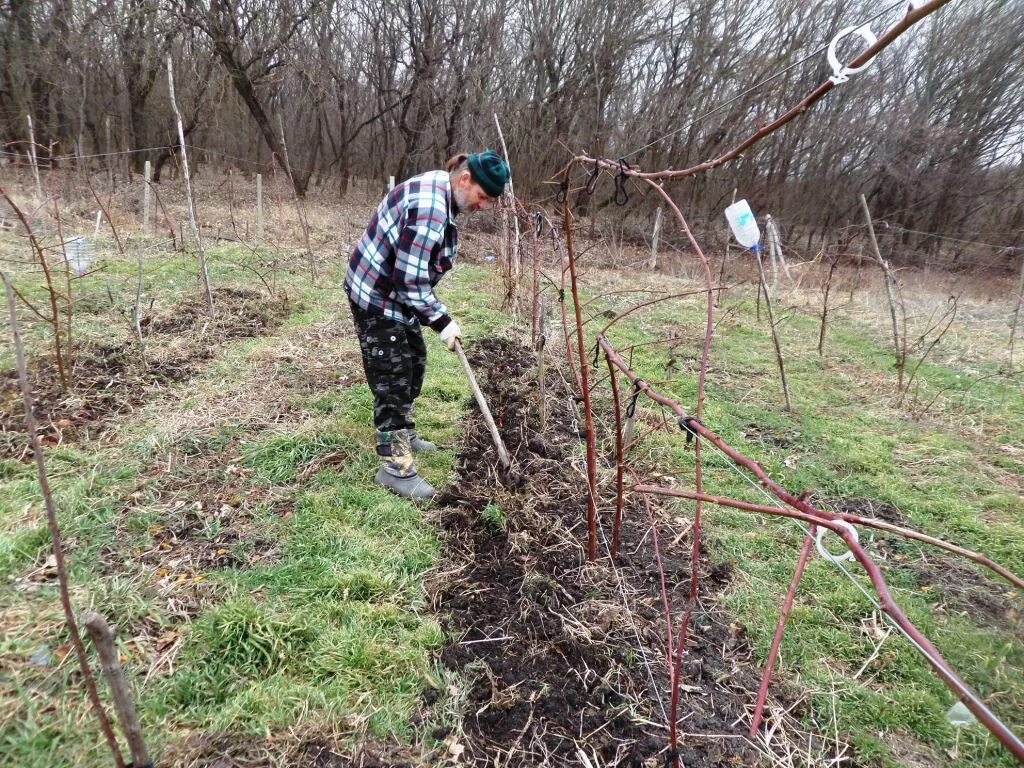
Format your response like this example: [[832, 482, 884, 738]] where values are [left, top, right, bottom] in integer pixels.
[[860, 194, 904, 391], [537, 300, 548, 432], [818, 255, 840, 358], [766, 215, 779, 292], [76, 73, 86, 163], [537, 337, 547, 433], [775, 218, 792, 281], [167, 55, 215, 319], [142, 160, 152, 235], [623, 385, 638, 451], [648, 206, 663, 270], [765, 216, 793, 289], [1010, 249, 1024, 366], [26, 115, 43, 200], [494, 114, 521, 292], [105, 115, 114, 189], [277, 114, 316, 279], [388, 175, 395, 191], [754, 246, 793, 412], [256, 173, 264, 240], [83, 613, 152, 768], [589, 136, 602, 241]]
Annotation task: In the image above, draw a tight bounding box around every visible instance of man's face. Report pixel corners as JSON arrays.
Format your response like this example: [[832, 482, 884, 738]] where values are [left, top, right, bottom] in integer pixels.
[[453, 170, 496, 213]]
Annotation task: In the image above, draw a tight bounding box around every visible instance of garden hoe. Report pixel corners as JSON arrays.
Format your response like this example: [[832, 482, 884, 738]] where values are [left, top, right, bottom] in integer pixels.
[[453, 339, 511, 469]]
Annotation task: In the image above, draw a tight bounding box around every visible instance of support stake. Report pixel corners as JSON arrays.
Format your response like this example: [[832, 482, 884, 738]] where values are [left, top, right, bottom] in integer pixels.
[[142, 160, 152, 235]]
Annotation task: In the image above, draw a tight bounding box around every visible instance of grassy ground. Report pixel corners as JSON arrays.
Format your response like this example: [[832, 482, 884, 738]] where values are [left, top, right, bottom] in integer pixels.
[[1, 171, 1022, 767], [580, 264, 1023, 767], [0, 235, 507, 765]]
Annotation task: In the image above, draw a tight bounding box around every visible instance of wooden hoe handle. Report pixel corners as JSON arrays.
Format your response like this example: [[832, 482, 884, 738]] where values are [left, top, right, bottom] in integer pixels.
[[454, 340, 511, 468]]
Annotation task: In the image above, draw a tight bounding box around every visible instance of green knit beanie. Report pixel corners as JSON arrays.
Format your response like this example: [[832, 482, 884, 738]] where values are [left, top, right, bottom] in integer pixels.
[[466, 150, 510, 198]]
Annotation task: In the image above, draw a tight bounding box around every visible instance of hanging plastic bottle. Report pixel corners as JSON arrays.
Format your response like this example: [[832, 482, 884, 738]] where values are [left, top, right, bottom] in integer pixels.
[[63, 236, 93, 276], [725, 199, 762, 252]]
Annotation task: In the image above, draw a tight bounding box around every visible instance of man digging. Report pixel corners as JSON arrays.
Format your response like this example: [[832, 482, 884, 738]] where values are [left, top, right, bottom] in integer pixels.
[[345, 150, 511, 500]]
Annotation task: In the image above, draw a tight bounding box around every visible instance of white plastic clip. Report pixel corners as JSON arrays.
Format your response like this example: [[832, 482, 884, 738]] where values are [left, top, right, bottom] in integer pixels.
[[827, 25, 879, 84], [815, 520, 859, 564]]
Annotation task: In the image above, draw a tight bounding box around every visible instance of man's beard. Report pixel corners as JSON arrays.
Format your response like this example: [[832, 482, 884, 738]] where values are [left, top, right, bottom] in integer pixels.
[[452, 186, 469, 214]]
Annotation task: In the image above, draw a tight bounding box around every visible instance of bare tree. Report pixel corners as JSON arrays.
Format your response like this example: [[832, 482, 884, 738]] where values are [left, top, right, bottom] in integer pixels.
[[174, 0, 320, 196], [0, 0, 1019, 268]]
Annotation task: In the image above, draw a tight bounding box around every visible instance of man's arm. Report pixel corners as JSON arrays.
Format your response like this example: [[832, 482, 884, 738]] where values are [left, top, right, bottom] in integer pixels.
[[392, 193, 452, 332]]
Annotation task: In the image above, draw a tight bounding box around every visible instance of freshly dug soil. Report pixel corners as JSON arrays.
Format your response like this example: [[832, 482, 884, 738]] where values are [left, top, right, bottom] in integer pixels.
[[431, 335, 787, 767]]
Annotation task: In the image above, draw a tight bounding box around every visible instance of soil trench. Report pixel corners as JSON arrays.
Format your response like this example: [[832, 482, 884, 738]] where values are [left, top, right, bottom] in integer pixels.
[[431, 335, 808, 767]]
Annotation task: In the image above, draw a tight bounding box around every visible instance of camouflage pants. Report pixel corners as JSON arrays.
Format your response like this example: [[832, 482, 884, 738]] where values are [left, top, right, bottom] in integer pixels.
[[350, 302, 427, 443]]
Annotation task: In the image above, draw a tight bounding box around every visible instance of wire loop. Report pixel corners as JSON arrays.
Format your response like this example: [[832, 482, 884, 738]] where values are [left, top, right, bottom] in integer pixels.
[[678, 416, 700, 446], [626, 380, 644, 418], [556, 178, 568, 204]]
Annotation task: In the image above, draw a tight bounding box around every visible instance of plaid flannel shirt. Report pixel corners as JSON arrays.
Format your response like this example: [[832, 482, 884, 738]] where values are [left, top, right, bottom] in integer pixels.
[[345, 170, 457, 332]]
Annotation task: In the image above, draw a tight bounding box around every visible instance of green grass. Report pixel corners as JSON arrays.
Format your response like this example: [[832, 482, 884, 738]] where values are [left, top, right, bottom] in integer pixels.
[[0, 248, 508, 766], [2, 235, 1021, 767], [593, 273, 1023, 767], [480, 503, 507, 533]]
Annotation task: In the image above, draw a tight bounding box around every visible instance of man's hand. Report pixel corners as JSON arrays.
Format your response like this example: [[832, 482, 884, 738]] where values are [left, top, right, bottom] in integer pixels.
[[439, 321, 462, 352]]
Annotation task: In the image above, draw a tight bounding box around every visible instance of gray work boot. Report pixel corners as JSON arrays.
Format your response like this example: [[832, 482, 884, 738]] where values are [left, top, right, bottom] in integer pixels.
[[375, 464, 435, 500], [409, 432, 437, 453], [375, 429, 435, 501]]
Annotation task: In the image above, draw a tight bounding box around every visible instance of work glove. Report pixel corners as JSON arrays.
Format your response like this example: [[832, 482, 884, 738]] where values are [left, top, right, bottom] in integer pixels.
[[439, 320, 462, 352]]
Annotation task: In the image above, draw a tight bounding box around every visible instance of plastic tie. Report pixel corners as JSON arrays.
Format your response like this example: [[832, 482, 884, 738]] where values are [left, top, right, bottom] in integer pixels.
[[558, 289, 566, 303], [678, 415, 700, 446], [815, 520, 859, 564], [664, 748, 681, 767], [591, 342, 601, 367], [626, 380, 644, 418], [613, 158, 630, 206], [586, 158, 600, 195], [827, 24, 878, 84], [556, 179, 568, 204], [534, 211, 544, 237]]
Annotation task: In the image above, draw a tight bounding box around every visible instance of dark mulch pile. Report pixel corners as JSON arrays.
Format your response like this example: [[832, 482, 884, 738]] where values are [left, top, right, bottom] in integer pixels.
[[0, 287, 288, 459], [430, 335, 794, 767], [148, 286, 289, 339]]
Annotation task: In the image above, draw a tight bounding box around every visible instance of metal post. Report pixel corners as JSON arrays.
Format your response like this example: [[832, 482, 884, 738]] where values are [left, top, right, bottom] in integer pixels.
[[142, 160, 152, 235], [256, 173, 264, 240]]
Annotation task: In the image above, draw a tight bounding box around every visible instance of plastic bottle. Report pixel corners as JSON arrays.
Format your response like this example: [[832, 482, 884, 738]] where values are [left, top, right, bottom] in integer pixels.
[[724, 199, 761, 251], [64, 236, 92, 276]]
